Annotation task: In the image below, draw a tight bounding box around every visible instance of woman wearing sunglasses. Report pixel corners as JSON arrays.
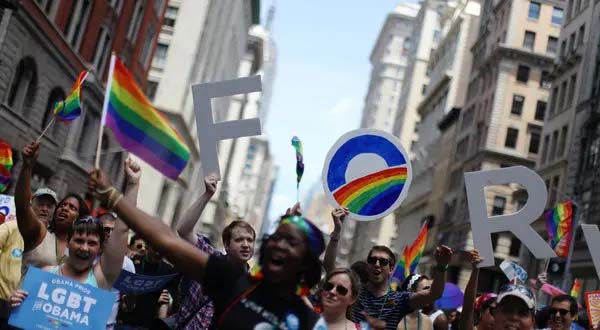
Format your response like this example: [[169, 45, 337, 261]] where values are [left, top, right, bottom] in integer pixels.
[[397, 274, 433, 330], [317, 268, 362, 329], [88, 168, 324, 329]]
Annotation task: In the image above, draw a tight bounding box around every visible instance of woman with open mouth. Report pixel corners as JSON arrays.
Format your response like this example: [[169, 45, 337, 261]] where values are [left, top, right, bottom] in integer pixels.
[[88, 167, 326, 329]]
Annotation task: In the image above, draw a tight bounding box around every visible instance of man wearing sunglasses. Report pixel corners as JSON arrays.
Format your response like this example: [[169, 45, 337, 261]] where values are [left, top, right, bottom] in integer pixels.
[[544, 295, 578, 330], [491, 284, 536, 330], [351, 244, 452, 330]]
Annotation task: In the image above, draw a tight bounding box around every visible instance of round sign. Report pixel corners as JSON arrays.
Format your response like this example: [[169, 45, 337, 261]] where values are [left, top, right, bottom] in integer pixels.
[[322, 129, 412, 221]]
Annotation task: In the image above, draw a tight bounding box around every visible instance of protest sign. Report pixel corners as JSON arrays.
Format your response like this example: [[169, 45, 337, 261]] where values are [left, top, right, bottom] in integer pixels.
[[585, 291, 600, 327], [322, 129, 412, 221], [113, 270, 178, 295], [464, 166, 556, 267], [9, 267, 114, 330], [500, 260, 528, 283], [0, 194, 16, 222], [192, 76, 262, 186]]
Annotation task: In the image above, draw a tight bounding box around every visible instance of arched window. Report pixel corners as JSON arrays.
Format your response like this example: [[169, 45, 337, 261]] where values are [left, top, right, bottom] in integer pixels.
[[42, 87, 65, 131], [7, 57, 38, 115], [64, 0, 93, 49]]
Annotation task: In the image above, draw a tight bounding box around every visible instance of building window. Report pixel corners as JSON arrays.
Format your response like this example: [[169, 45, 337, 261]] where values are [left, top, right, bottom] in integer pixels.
[[550, 130, 559, 160], [456, 136, 470, 160], [517, 65, 530, 82], [127, 1, 144, 42], [505, 128, 519, 148], [154, 0, 164, 16], [109, 0, 123, 14], [461, 107, 474, 130], [76, 112, 98, 156], [64, 0, 92, 49], [529, 2, 541, 19], [42, 87, 65, 131], [7, 57, 38, 115], [550, 87, 559, 116], [542, 135, 550, 163], [558, 125, 569, 156], [529, 131, 541, 154], [492, 196, 507, 215], [523, 31, 536, 50], [163, 5, 178, 28], [547, 36, 558, 55], [578, 25, 585, 47], [567, 74, 576, 107], [559, 81, 567, 110], [561, 40, 567, 58], [152, 43, 168, 69], [552, 7, 564, 25], [93, 27, 112, 78], [433, 30, 441, 42], [146, 80, 158, 102], [540, 71, 552, 89], [511, 95, 525, 115], [550, 176, 560, 205], [421, 84, 427, 95], [535, 100, 547, 121], [141, 24, 157, 68], [35, 0, 59, 18], [569, 33, 576, 53]]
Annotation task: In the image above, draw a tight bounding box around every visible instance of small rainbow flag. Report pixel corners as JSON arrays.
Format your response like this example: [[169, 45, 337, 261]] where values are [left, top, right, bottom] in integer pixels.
[[105, 56, 190, 179], [545, 201, 573, 258], [571, 279, 582, 298], [333, 166, 407, 215], [54, 70, 88, 122], [291, 136, 304, 188], [0, 141, 13, 193], [392, 221, 428, 282]]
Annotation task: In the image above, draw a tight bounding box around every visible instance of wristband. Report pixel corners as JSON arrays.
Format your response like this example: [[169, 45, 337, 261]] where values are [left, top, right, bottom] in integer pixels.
[[436, 264, 448, 273]]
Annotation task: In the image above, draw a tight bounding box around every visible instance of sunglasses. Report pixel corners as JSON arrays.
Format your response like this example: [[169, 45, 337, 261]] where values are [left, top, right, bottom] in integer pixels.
[[550, 308, 570, 316], [135, 243, 146, 250], [322, 282, 349, 296], [367, 256, 391, 267], [103, 227, 114, 234], [74, 216, 99, 225]]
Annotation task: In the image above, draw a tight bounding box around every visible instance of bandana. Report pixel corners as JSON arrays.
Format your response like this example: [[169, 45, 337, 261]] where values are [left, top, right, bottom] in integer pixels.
[[279, 215, 325, 256]]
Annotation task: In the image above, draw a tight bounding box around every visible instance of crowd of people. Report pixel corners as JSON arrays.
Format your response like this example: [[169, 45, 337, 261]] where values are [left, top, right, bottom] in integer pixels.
[[0, 140, 600, 330]]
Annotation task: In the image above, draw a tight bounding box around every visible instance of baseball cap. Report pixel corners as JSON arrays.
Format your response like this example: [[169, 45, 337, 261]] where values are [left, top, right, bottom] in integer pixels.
[[474, 293, 497, 312], [497, 284, 536, 309], [32, 188, 59, 204]]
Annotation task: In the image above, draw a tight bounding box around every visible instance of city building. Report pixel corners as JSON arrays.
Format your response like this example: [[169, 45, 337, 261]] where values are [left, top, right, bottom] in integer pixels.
[[134, 0, 259, 231], [433, 0, 562, 290], [395, 0, 481, 280], [343, 3, 419, 265], [534, 0, 600, 295], [0, 0, 164, 197]]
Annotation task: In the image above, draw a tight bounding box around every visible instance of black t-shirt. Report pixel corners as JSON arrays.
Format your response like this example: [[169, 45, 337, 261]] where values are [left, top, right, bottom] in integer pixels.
[[116, 257, 179, 329], [204, 254, 319, 330]]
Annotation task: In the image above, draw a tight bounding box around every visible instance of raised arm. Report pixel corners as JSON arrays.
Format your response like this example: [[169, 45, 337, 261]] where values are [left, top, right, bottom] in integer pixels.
[[97, 158, 141, 288], [323, 207, 348, 273], [15, 141, 46, 251], [409, 245, 452, 310], [458, 250, 483, 330], [89, 169, 209, 282], [176, 174, 217, 244]]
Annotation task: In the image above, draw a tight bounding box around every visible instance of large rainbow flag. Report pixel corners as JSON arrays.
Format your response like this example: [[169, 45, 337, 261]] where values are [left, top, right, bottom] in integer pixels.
[[0, 141, 12, 193], [544, 201, 573, 258], [54, 71, 88, 122], [104, 56, 190, 179], [333, 167, 407, 214], [392, 221, 428, 283]]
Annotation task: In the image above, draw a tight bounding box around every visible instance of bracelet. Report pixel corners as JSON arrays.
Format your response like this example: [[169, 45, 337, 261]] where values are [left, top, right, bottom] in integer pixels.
[[96, 186, 114, 195], [107, 191, 123, 210], [436, 264, 449, 273]]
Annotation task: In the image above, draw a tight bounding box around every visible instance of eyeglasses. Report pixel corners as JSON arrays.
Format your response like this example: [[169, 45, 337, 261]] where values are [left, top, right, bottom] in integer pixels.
[[135, 243, 146, 250], [103, 227, 114, 234], [550, 308, 570, 316], [367, 257, 391, 267], [322, 282, 349, 296], [73, 216, 99, 225]]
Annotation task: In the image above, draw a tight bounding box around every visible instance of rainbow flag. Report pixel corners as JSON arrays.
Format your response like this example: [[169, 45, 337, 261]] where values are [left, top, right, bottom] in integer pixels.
[[0, 141, 13, 193], [105, 57, 190, 179], [333, 166, 407, 214], [545, 201, 573, 258], [392, 221, 428, 282], [571, 279, 582, 298], [54, 71, 88, 122], [291, 136, 304, 188]]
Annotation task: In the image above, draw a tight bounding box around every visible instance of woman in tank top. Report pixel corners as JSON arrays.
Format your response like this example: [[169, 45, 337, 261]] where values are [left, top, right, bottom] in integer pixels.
[[15, 142, 90, 273]]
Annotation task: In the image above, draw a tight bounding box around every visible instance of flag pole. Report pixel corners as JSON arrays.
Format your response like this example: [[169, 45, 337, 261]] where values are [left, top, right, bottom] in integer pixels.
[[37, 117, 55, 142], [95, 54, 116, 169]]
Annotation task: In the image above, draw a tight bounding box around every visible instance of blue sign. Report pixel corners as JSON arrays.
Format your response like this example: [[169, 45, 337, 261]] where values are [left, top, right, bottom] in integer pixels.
[[9, 267, 115, 330], [113, 270, 178, 294]]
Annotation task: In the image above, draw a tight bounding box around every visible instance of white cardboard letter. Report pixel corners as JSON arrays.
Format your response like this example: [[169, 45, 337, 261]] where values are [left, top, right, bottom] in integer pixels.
[[464, 166, 556, 267], [192, 76, 262, 188], [581, 224, 600, 279]]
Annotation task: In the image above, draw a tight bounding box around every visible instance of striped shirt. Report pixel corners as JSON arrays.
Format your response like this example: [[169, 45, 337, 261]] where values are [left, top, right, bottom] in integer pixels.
[[351, 288, 412, 330]]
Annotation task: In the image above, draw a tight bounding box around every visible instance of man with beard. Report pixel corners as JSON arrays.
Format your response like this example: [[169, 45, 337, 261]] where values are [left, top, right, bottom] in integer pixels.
[[351, 245, 452, 330], [169, 175, 256, 329], [0, 188, 57, 329], [544, 295, 578, 330]]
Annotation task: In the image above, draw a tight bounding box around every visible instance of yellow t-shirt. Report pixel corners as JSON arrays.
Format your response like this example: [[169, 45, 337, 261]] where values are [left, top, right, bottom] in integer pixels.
[[0, 221, 24, 300]]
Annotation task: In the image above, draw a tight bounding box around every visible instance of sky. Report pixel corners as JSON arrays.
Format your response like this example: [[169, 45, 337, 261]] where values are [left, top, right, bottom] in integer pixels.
[[262, 1, 402, 224]]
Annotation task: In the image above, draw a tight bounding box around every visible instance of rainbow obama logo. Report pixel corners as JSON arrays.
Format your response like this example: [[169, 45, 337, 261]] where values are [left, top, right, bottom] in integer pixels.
[[322, 129, 412, 221]]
